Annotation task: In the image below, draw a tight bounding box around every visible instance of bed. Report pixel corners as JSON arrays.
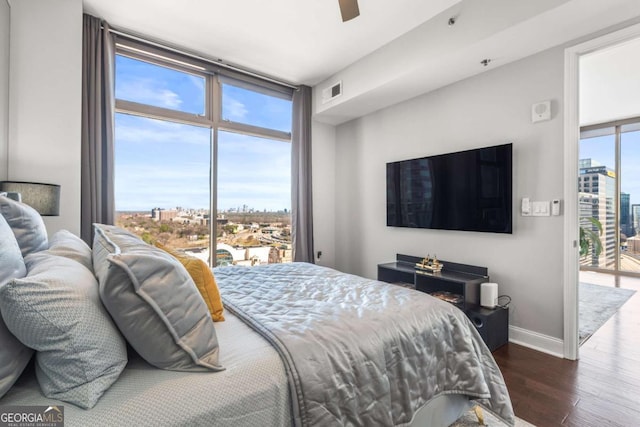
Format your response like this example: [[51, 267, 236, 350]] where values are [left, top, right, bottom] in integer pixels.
[[0, 194, 514, 427]]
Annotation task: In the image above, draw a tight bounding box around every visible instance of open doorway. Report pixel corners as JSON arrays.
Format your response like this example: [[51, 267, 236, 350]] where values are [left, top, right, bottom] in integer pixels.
[[564, 24, 640, 359], [577, 42, 640, 345]]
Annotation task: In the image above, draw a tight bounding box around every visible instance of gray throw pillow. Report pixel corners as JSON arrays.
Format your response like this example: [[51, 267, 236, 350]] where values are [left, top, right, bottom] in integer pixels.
[[0, 214, 33, 398], [0, 251, 128, 409], [0, 208, 27, 285], [48, 229, 93, 272], [0, 195, 48, 257], [0, 317, 33, 399], [93, 223, 222, 372]]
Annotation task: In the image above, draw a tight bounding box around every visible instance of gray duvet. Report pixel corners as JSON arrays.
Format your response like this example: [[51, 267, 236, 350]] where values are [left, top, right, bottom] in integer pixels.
[[215, 262, 515, 427]]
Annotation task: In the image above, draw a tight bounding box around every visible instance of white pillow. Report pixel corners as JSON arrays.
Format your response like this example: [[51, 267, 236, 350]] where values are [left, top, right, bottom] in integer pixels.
[[0, 195, 48, 257], [48, 229, 93, 272], [0, 213, 33, 399], [0, 252, 128, 408]]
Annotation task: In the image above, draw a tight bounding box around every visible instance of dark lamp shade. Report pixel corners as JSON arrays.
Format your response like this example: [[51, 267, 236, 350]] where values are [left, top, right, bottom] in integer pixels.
[[0, 181, 61, 216]]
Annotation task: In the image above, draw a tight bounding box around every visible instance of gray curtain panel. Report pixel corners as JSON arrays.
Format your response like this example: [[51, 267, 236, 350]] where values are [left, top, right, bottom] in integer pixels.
[[291, 85, 314, 263], [81, 14, 115, 244]]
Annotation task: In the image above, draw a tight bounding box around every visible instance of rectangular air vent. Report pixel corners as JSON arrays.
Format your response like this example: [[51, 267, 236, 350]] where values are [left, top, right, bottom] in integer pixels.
[[322, 81, 342, 104]]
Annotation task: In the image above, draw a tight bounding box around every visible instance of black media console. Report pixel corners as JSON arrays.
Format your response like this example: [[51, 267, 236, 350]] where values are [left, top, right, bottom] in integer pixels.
[[377, 254, 509, 351]]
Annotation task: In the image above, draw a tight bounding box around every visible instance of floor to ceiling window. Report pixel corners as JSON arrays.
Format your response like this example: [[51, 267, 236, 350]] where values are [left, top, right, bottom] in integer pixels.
[[113, 40, 293, 266], [579, 118, 640, 274]]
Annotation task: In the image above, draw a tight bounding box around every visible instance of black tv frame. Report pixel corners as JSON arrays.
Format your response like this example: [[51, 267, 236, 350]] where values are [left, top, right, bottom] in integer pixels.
[[386, 143, 513, 234]]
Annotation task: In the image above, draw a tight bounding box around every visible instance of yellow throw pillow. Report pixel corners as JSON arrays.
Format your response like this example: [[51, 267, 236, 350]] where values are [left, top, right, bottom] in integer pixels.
[[156, 243, 225, 322]]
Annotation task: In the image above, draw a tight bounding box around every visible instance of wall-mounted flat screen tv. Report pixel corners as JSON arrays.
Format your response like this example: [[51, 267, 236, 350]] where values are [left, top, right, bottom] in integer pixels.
[[386, 143, 512, 233]]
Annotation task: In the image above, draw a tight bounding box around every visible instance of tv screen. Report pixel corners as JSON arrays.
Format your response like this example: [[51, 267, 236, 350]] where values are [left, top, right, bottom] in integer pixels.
[[386, 143, 512, 233]]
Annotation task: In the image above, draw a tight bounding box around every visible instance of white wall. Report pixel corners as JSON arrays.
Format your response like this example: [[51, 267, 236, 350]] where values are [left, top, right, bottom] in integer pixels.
[[331, 46, 566, 342], [311, 120, 336, 268], [0, 0, 9, 181], [580, 36, 640, 125], [8, 0, 82, 235]]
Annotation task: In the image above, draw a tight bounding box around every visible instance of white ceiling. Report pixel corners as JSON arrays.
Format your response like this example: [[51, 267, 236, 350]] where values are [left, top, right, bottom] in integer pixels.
[[82, 0, 460, 86], [83, 0, 640, 124]]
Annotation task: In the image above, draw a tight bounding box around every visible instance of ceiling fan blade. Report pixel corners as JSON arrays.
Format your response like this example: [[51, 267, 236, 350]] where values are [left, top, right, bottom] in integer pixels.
[[338, 0, 360, 22]]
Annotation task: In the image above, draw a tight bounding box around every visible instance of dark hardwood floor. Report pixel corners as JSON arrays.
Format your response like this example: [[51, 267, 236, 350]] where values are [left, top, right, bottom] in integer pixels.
[[493, 272, 640, 426]]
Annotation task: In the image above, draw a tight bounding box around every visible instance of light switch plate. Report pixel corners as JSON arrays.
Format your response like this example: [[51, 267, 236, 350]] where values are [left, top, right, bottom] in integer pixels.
[[521, 197, 531, 216], [531, 201, 550, 216]]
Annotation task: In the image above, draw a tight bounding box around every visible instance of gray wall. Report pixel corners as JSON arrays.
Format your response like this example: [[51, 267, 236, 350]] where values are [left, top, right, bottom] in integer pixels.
[[0, 0, 9, 181], [8, 0, 82, 235], [312, 121, 337, 268], [332, 46, 565, 340]]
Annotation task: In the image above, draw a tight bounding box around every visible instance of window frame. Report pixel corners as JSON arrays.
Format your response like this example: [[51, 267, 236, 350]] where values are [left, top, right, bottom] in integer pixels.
[[114, 36, 294, 266], [580, 116, 640, 277]]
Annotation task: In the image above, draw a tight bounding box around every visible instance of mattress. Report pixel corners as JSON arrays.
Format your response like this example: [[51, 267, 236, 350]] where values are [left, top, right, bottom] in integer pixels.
[[0, 314, 291, 427]]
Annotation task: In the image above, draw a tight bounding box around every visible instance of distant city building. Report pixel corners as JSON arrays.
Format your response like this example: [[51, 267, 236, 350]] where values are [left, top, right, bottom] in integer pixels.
[[579, 159, 616, 268], [633, 204, 640, 238], [158, 209, 177, 222], [621, 192, 631, 237], [628, 235, 640, 254], [151, 207, 162, 221], [579, 158, 601, 169]]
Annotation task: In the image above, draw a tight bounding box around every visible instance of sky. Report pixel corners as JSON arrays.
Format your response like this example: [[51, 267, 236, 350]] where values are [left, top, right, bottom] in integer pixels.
[[114, 55, 292, 212], [580, 131, 640, 207]]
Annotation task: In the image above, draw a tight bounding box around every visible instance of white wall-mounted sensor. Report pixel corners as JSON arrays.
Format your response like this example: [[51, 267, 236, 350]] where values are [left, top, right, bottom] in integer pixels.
[[531, 100, 551, 123]]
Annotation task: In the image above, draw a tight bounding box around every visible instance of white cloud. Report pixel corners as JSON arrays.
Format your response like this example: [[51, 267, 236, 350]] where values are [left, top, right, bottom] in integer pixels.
[[115, 163, 210, 211], [188, 74, 205, 91], [115, 115, 209, 146], [223, 96, 249, 121], [117, 77, 183, 109]]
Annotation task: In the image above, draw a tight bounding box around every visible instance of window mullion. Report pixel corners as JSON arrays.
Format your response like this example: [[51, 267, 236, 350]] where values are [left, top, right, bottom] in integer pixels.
[[115, 100, 212, 128], [615, 125, 621, 272], [210, 76, 222, 267], [219, 121, 292, 143]]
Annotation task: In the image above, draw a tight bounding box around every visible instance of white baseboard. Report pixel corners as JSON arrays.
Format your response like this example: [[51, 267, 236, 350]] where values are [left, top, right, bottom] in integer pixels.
[[508, 325, 564, 358]]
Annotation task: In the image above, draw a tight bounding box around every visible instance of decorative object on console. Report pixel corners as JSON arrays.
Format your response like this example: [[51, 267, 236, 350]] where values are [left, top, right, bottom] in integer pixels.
[[415, 254, 443, 273], [0, 181, 61, 216]]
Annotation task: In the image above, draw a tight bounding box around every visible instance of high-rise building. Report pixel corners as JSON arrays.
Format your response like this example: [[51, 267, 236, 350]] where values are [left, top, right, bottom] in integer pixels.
[[632, 204, 640, 237], [578, 159, 616, 268], [620, 192, 631, 237]]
